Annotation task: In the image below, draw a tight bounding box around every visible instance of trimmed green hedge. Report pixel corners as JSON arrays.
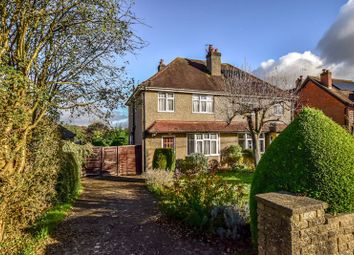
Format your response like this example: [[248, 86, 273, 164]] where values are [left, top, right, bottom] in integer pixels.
[[56, 142, 92, 203], [152, 148, 176, 171], [250, 108, 354, 243]]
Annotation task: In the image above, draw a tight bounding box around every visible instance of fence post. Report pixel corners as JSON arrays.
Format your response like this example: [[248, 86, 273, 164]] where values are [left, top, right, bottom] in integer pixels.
[[100, 147, 103, 176], [116, 146, 119, 176]]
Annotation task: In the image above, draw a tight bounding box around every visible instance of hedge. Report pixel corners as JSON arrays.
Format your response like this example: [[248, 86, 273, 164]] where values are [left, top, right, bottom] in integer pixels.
[[152, 148, 176, 171], [250, 108, 354, 243], [56, 142, 92, 203]]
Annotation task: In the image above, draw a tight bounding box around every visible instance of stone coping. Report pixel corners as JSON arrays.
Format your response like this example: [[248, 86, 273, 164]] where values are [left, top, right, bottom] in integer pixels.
[[256, 192, 328, 215]]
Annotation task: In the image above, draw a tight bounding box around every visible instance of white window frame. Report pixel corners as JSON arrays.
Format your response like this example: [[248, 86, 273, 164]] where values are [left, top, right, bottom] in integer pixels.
[[273, 104, 284, 116], [187, 133, 219, 156], [158, 92, 174, 112], [239, 133, 266, 153], [192, 94, 214, 114]]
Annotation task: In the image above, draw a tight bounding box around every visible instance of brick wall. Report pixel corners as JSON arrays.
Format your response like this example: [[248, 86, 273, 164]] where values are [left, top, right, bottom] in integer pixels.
[[256, 192, 354, 255], [298, 81, 347, 126]]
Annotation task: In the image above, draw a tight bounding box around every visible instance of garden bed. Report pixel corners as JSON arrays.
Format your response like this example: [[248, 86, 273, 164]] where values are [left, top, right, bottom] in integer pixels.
[[145, 166, 255, 254]]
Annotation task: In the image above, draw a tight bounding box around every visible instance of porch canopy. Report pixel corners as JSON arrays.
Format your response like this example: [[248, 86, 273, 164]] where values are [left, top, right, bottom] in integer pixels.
[[146, 120, 286, 134]]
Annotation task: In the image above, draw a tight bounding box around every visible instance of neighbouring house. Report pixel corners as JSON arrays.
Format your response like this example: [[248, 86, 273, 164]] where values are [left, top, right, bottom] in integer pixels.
[[297, 69, 354, 133], [58, 125, 76, 141], [126, 46, 291, 170]]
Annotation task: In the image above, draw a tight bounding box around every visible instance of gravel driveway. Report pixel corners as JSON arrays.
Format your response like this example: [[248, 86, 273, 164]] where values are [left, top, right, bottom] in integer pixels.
[[43, 176, 239, 255]]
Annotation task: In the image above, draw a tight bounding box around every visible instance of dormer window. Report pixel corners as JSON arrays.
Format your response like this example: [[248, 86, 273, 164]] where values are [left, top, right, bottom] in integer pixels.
[[158, 92, 174, 112], [192, 95, 213, 113]]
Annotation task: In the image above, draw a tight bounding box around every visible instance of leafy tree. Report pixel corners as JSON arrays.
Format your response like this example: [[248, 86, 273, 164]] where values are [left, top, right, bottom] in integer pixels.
[[85, 122, 128, 146], [0, 0, 143, 173]]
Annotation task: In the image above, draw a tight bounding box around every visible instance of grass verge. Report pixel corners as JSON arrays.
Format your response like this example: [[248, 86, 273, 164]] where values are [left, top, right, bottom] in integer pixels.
[[20, 189, 82, 255]]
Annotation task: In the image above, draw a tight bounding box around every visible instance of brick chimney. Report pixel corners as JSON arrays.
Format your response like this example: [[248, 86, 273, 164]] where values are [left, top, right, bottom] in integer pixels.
[[206, 45, 221, 76], [296, 75, 303, 89], [158, 59, 166, 72], [320, 69, 332, 89]]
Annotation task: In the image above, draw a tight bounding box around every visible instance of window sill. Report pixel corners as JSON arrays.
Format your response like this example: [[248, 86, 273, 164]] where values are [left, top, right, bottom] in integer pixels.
[[192, 112, 214, 114], [187, 154, 220, 157]]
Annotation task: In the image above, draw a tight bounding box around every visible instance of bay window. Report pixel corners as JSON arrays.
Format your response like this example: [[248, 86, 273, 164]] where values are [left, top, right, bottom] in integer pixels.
[[192, 95, 213, 113], [158, 92, 174, 112], [187, 133, 219, 156]]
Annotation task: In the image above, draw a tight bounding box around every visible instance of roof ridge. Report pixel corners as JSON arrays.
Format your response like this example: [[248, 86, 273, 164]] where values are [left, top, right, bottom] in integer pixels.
[[140, 57, 181, 86]]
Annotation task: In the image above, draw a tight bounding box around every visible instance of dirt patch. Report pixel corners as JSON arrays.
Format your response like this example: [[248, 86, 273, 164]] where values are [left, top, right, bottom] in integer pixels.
[[43, 176, 254, 255]]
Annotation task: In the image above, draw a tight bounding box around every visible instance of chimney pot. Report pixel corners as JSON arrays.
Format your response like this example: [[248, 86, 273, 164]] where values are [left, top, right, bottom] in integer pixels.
[[158, 59, 166, 72], [206, 44, 222, 76], [320, 69, 333, 89]]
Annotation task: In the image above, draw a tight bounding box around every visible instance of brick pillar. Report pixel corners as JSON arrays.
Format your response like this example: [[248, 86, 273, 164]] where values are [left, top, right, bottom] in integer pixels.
[[256, 192, 328, 255], [256, 192, 354, 255]]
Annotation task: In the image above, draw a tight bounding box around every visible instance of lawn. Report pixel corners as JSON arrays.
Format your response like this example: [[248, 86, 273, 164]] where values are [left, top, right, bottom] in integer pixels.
[[217, 168, 254, 185]]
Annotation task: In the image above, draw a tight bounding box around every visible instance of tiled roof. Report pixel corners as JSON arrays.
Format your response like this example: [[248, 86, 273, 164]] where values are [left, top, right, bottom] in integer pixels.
[[140, 58, 282, 92], [145, 120, 287, 134], [126, 57, 289, 105], [58, 125, 76, 140]]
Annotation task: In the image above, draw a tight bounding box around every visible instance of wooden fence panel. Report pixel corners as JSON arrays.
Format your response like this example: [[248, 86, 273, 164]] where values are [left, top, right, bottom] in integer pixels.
[[84, 145, 141, 176], [85, 147, 102, 175]]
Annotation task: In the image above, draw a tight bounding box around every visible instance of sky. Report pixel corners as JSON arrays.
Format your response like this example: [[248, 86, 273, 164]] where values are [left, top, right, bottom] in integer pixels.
[[63, 0, 354, 126]]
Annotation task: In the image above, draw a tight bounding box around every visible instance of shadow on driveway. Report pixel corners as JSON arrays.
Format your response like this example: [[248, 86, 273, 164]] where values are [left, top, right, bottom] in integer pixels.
[[43, 177, 227, 255]]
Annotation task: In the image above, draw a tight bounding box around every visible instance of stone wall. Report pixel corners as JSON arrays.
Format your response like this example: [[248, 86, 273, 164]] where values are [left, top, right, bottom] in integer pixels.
[[256, 192, 354, 255]]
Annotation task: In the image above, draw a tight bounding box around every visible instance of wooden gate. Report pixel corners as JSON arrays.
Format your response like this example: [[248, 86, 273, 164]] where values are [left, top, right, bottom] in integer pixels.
[[85, 145, 142, 176]]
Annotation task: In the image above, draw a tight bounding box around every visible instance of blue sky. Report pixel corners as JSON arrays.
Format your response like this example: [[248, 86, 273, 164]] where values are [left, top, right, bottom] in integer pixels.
[[63, 0, 354, 126], [125, 0, 347, 83]]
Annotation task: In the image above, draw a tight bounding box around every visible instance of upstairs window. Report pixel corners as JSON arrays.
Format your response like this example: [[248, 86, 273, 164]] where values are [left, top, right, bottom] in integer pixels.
[[192, 95, 213, 113], [158, 92, 174, 112], [273, 104, 284, 116]]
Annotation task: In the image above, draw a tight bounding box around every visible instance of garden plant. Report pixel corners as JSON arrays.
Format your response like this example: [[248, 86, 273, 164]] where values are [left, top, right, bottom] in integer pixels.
[[250, 108, 354, 243]]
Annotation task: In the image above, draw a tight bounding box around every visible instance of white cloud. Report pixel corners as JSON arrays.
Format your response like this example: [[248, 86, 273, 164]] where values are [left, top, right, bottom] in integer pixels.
[[255, 51, 324, 87], [256, 0, 354, 85]]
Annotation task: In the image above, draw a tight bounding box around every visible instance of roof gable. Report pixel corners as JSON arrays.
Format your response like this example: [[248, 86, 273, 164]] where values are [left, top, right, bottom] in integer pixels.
[[299, 76, 354, 106]]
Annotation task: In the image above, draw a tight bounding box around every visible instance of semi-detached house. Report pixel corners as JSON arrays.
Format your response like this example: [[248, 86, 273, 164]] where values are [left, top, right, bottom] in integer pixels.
[[126, 46, 291, 170]]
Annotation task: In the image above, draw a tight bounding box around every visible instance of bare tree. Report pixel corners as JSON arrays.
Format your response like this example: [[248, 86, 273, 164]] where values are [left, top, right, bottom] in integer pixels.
[[218, 66, 297, 166]]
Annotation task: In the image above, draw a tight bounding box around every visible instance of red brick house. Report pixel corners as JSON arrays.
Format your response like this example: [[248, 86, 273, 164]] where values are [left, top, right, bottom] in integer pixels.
[[297, 69, 354, 132]]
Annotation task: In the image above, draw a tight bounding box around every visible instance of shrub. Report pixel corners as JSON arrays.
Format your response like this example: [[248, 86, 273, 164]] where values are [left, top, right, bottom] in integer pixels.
[[152, 148, 176, 171], [250, 108, 354, 243], [56, 142, 92, 203], [221, 145, 243, 168], [161, 173, 248, 230], [0, 120, 91, 254], [241, 149, 255, 168], [208, 159, 220, 174], [144, 169, 174, 196], [175, 153, 208, 175], [210, 204, 250, 239]]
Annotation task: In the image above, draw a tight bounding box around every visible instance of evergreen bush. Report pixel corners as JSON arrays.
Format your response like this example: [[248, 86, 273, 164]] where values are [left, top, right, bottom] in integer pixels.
[[221, 145, 243, 168], [175, 153, 208, 175], [250, 108, 354, 243], [56, 142, 92, 203], [152, 148, 176, 171]]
